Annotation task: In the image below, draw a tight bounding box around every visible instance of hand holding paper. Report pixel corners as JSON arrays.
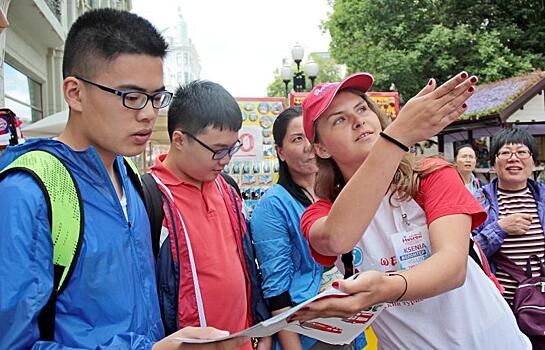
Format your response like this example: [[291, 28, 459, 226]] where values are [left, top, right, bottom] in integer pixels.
[[290, 270, 402, 322], [172, 273, 384, 346], [155, 327, 250, 350]]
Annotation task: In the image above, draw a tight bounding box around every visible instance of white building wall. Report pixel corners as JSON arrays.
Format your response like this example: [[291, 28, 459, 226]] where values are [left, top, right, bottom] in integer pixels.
[[507, 92, 545, 123], [0, 0, 131, 124], [0, 0, 10, 107], [163, 8, 201, 93], [5, 29, 48, 82]]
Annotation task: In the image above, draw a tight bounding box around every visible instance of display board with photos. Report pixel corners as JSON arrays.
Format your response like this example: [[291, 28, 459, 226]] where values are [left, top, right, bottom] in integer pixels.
[[366, 91, 400, 120], [289, 91, 400, 120], [226, 97, 286, 205]]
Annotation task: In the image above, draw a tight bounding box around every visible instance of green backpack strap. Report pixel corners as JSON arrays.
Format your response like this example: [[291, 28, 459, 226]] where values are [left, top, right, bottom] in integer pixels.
[[123, 157, 164, 257], [124, 157, 144, 199], [0, 150, 83, 340], [124, 156, 141, 180]]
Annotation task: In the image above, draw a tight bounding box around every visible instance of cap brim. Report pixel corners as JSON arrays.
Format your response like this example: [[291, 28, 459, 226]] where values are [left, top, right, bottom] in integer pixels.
[[314, 72, 374, 125]]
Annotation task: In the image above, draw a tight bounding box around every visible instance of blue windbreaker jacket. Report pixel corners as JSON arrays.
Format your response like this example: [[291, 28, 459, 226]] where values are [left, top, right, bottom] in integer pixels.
[[250, 185, 323, 350], [0, 139, 164, 349], [472, 177, 545, 258]]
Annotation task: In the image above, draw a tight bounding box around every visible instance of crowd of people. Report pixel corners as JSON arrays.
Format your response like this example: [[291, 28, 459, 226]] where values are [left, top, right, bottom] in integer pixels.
[[0, 7, 543, 350]]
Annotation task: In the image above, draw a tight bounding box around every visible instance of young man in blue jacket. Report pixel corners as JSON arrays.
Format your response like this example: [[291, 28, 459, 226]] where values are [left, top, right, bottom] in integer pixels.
[[0, 8, 246, 350]]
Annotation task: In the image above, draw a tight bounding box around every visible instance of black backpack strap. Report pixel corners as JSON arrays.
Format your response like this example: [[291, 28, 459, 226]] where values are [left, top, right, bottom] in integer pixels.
[[468, 238, 485, 270], [123, 158, 144, 198], [141, 173, 166, 258], [228, 185, 243, 236], [144, 173, 180, 334], [526, 255, 545, 278], [122, 159, 165, 259], [492, 252, 527, 283], [220, 173, 242, 198], [219, 174, 243, 236]]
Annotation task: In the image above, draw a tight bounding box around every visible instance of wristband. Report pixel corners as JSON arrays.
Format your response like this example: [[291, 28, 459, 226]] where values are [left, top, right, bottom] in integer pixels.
[[379, 132, 409, 152], [388, 273, 408, 302]]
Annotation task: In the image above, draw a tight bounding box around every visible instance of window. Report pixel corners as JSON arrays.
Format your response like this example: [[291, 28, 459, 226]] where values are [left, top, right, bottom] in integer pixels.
[[184, 72, 190, 84], [4, 62, 43, 124], [184, 52, 190, 66], [81, 0, 95, 10], [176, 53, 183, 65]]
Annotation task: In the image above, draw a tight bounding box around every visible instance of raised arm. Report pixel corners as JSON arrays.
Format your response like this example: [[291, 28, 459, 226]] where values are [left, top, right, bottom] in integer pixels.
[[296, 166, 485, 320], [309, 73, 477, 256]]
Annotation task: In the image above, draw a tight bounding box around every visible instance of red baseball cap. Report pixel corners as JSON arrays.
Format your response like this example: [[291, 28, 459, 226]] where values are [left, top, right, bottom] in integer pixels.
[[302, 72, 374, 142]]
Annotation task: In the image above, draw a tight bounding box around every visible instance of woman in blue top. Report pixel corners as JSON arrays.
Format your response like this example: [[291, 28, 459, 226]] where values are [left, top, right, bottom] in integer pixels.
[[251, 107, 362, 350]]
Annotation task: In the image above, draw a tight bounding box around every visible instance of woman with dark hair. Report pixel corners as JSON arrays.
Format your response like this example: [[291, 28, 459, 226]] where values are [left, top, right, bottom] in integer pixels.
[[454, 143, 486, 195], [473, 130, 545, 343], [250, 107, 361, 350]]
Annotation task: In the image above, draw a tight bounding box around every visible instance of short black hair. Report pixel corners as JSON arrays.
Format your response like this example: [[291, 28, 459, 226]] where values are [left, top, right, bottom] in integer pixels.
[[490, 128, 538, 165], [63, 8, 168, 79], [454, 143, 476, 158], [167, 80, 242, 140]]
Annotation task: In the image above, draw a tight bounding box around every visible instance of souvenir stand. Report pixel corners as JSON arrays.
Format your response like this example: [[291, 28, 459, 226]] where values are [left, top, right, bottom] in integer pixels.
[[227, 97, 286, 214], [0, 108, 23, 152]]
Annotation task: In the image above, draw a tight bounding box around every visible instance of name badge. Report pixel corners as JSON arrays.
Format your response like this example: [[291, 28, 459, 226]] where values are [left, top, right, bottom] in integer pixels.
[[390, 225, 431, 270]]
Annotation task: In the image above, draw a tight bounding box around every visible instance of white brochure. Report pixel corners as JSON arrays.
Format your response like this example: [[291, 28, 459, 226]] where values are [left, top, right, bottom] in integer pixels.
[[172, 274, 384, 345]]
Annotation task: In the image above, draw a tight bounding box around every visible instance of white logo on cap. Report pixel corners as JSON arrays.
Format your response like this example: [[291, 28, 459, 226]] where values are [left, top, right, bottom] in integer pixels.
[[313, 83, 335, 96]]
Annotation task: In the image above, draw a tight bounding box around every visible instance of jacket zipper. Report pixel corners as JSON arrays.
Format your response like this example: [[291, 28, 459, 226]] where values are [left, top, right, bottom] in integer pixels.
[[517, 305, 545, 311], [518, 281, 545, 292]]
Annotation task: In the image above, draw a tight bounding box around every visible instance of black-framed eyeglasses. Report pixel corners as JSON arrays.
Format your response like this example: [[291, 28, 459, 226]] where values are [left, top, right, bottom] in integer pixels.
[[182, 131, 242, 160], [75, 76, 173, 110], [496, 149, 532, 160]]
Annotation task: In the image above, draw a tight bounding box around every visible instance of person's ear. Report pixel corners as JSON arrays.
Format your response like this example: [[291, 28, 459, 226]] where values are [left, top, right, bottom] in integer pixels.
[[63, 77, 83, 113], [493, 161, 500, 173], [314, 142, 331, 159], [275, 144, 286, 162], [171, 130, 185, 151]]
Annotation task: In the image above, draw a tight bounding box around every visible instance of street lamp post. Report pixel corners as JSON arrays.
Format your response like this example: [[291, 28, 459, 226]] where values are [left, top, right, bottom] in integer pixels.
[[304, 60, 319, 89], [291, 44, 305, 92], [280, 65, 293, 98], [282, 44, 319, 96]]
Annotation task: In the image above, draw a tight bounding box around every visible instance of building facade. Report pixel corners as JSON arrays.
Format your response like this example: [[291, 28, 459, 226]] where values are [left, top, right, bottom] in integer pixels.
[[0, 0, 132, 126], [162, 6, 201, 93]]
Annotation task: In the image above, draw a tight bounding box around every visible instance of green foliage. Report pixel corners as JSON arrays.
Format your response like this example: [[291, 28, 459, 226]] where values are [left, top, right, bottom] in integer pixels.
[[267, 69, 288, 98], [323, 0, 540, 99], [309, 53, 342, 83], [266, 53, 342, 97], [437, 0, 545, 68]]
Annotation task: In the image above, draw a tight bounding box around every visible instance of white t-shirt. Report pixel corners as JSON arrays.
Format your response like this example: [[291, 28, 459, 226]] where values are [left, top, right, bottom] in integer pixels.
[[354, 195, 530, 350], [119, 194, 128, 221]]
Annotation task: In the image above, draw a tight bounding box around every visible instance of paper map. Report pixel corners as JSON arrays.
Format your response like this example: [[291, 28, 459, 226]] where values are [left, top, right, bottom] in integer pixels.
[[172, 274, 384, 345]]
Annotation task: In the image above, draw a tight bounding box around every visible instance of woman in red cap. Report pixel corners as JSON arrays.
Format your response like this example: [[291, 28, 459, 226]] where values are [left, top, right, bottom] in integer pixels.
[[294, 72, 530, 348]]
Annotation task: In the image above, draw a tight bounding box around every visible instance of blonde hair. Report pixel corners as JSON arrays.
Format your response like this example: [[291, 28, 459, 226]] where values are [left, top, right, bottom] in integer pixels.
[[314, 90, 450, 203]]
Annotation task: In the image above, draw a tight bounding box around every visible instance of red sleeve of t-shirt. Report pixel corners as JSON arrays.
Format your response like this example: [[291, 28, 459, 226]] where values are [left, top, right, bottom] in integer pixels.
[[301, 199, 337, 266], [415, 163, 487, 230], [301, 161, 487, 266]]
